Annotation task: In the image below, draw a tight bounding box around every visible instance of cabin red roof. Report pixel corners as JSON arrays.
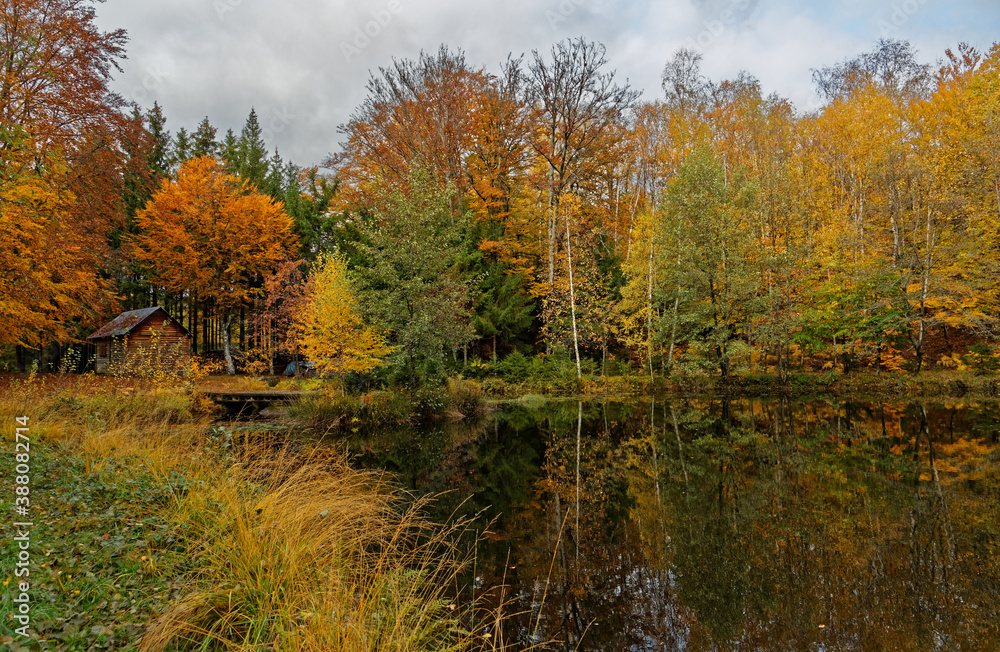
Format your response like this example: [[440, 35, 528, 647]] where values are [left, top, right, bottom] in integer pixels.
[[87, 307, 188, 340]]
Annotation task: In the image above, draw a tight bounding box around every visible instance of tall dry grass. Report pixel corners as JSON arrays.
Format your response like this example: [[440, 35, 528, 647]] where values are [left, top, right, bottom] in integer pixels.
[[141, 445, 485, 651], [0, 373, 212, 477], [1, 374, 528, 650]]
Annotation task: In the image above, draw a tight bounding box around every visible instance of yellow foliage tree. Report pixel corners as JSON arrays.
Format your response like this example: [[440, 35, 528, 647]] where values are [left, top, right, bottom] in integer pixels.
[[297, 254, 393, 376]]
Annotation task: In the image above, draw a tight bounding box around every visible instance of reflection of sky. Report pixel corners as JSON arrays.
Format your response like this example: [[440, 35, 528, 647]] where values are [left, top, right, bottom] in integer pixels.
[[92, 0, 998, 166]]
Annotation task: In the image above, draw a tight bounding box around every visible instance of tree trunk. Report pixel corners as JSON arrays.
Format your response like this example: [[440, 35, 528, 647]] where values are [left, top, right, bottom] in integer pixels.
[[575, 401, 582, 567], [191, 294, 198, 355], [601, 330, 607, 378], [221, 311, 235, 375], [202, 298, 210, 353], [267, 314, 275, 375], [548, 172, 556, 287], [667, 294, 679, 374], [566, 213, 582, 380]]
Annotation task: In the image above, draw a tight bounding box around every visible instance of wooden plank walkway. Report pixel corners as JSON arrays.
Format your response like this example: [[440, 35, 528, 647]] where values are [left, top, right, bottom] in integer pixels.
[[202, 390, 320, 413], [203, 390, 319, 402]]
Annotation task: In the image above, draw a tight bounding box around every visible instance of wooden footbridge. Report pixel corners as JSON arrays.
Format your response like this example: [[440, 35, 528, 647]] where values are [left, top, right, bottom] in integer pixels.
[[203, 390, 319, 415]]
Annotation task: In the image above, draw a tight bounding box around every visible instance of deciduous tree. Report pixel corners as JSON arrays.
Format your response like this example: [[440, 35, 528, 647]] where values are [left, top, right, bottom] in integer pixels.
[[352, 169, 474, 385], [297, 253, 392, 376], [0, 128, 112, 346], [0, 0, 134, 347], [131, 156, 297, 374]]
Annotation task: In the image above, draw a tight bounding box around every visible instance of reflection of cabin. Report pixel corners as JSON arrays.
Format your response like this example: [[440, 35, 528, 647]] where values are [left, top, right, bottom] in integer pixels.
[[87, 307, 191, 374]]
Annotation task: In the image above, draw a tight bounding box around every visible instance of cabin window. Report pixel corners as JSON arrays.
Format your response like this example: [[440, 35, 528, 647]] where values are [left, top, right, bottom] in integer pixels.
[[98, 342, 108, 358]]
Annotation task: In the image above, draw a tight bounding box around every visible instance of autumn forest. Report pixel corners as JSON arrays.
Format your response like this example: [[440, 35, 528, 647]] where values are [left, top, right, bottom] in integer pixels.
[[4, 0, 1000, 384]]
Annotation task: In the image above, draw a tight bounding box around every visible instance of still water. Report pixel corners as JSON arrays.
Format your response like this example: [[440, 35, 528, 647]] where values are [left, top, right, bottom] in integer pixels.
[[348, 398, 1000, 651]]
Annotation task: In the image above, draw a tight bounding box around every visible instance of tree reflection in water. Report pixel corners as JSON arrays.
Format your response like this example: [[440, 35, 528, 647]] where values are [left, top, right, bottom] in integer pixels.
[[348, 399, 1000, 650]]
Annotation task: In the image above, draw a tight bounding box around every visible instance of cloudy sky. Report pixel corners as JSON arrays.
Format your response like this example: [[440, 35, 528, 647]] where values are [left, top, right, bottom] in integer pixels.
[[93, 0, 998, 168]]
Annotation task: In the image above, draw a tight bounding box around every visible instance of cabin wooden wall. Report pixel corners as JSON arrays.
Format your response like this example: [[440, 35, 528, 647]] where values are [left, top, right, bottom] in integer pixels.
[[94, 339, 112, 374], [126, 318, 191, 363], [94, 318, 191, 374]]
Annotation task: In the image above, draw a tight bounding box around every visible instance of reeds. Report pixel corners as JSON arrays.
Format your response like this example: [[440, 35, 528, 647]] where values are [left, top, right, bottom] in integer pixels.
[[445, 378, 484, 419], [142, 445, 478, 651]]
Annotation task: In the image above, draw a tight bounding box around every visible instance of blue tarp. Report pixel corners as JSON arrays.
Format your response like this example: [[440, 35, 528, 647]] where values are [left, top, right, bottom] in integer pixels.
[[283, 360, 317, 376]]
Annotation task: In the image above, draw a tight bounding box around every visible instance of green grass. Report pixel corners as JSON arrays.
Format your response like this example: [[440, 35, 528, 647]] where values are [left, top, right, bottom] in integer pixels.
[[0, 441, 200, 649]]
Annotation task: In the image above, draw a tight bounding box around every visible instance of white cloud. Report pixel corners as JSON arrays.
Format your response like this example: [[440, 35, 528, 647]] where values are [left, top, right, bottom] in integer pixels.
[[92, 0, 998, 167]]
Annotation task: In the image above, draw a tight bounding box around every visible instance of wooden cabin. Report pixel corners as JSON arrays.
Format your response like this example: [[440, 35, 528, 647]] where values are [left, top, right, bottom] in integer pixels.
[[87, 307, 192, 374]]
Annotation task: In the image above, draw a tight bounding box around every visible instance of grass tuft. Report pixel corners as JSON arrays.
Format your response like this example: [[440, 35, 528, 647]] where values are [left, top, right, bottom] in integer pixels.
[[0, 374, 528, 651], [141, 445, 480, 651]]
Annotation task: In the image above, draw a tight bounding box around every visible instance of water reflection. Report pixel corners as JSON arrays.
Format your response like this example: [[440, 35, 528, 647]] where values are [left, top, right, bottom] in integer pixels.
[[348, 399, 1000, 650]]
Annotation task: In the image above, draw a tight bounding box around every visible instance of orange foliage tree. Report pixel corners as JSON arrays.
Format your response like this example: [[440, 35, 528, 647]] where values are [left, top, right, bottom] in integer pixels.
[[131, 156, 297, 374], [0, 129, 115, 347], [332, 46, 485, 212], [0, 0, 141, 256], [0, 0, 140, 356]]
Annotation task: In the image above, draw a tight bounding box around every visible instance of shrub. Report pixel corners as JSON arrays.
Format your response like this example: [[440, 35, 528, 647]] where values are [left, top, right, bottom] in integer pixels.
[[413, 385, 449, 420], [494, 351, 529, 384], [288, 392, 412, 429], [480, 377, 509, 398], [963, 343, 1000, 375], [463, 358, 493, 380], [446, 377, 483, 417]]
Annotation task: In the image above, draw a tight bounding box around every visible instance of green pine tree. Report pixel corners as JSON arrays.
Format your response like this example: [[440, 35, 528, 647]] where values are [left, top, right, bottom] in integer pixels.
[[192, 117, 218, 159], [173, 127, 192, 168], [283, 164, 338, 260], [264, 148, 285, 199], [237, 108, 269, 189], [473, 262, 536, 361], [145, 102, 172, 177], [220, 128, 240, 174]]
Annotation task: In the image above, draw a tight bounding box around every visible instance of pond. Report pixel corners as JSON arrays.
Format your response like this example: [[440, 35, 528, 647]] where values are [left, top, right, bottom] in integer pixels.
[[345, 398, 1000, 651]]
